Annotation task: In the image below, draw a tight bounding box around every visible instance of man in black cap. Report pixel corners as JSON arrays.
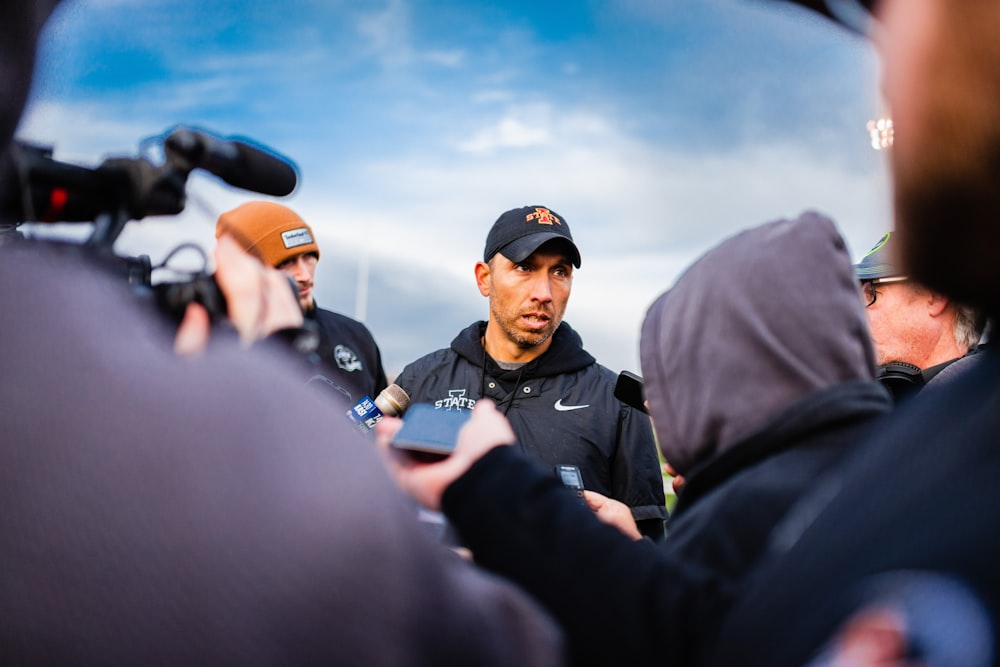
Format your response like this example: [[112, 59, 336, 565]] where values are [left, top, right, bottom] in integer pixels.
[[377, 212, 892, 667], [854, 232, 984, 400], [393, 205, 667, 540]]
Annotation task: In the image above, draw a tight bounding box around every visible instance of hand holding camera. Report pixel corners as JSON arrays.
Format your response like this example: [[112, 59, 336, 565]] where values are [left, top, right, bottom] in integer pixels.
[[174, 234, 304, 355]]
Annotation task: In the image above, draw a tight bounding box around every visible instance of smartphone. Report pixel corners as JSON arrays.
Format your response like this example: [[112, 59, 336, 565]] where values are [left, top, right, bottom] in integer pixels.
[[555, 464, 587, 506], [390, 403, 471, 459], [614, 370, 647, 413]]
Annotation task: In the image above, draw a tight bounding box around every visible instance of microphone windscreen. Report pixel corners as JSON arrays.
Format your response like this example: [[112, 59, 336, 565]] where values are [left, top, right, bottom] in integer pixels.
[[375, 384, 411, 417], [220, 140, 298, 197]]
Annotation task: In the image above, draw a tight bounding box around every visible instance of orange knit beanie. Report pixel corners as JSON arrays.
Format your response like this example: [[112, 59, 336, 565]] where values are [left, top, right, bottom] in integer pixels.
[[216, 201, 320, 267]]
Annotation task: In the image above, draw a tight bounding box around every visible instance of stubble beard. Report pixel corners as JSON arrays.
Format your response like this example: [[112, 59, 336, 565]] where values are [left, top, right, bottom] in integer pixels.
[[490, 301, 560, 351]]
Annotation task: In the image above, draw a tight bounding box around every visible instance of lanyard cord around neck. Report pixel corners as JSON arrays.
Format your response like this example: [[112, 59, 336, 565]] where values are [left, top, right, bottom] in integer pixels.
[[479, 340, 527, 417]]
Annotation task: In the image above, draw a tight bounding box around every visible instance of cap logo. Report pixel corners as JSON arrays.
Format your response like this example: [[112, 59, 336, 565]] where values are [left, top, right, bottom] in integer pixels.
[[281, 227, 314, 249], [525, 207, 562, 226]]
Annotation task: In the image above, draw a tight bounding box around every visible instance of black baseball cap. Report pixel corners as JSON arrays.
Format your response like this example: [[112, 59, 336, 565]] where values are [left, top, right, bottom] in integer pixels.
[[483, 205, 582, 268]]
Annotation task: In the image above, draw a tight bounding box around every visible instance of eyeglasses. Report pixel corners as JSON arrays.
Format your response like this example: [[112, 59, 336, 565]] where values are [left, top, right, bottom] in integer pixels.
[[861, 276, 909, 308]]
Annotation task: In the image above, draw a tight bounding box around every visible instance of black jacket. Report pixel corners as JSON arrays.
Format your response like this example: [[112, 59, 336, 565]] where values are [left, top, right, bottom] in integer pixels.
[[442, 380, 890, 667], [396, 321, 667, 538], [307, 305, 387, 405], [665, 381, 890, 580], [709, 347, 1000, 667]]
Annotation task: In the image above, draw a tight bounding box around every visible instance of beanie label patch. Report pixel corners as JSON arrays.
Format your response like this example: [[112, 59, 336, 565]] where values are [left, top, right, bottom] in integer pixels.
[[282, 227, 314, 250]]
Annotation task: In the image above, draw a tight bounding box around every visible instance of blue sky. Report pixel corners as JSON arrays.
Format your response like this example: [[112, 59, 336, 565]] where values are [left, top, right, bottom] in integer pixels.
[[19, 0, 891, 378]]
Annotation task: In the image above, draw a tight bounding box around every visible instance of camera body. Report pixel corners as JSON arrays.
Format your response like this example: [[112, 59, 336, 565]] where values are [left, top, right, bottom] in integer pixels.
[[147, 273, 227, 323], [2, 127, 298, 326]]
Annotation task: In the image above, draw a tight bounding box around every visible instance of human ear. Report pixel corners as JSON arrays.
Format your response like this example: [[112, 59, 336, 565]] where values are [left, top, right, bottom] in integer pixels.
[[927, 291, 950, 317], [475, 261, 491, 297]]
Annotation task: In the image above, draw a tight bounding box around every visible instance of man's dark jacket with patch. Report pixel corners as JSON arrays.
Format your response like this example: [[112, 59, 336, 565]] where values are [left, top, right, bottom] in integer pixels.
[[307, 305, 387, 405]]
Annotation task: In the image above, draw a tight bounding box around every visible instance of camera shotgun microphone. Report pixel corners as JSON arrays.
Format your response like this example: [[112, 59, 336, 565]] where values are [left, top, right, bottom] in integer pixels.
[[163, 127, 299, 197], [346, 384, 411, 433]]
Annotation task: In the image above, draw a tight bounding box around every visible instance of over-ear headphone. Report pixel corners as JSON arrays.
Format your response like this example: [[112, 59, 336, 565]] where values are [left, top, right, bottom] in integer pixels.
[[877, 361, 926, 403]]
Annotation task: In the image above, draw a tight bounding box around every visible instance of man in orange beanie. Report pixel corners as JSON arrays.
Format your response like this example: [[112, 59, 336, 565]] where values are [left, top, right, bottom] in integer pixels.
[[217, 201, 387, 403]]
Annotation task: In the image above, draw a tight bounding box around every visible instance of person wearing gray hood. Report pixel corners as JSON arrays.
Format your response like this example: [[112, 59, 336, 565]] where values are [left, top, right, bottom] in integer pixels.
[[640, 212, 890, 587], [377, 211, 892, 667]]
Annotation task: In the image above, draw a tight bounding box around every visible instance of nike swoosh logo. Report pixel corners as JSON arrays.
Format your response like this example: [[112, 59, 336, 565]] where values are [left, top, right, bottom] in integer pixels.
[[554, 399, 590, 412]]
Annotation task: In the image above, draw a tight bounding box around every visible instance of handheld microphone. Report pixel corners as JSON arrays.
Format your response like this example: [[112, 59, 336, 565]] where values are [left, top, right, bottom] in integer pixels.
[[375, 383, 410, 417], [345, 384, 411, 433]]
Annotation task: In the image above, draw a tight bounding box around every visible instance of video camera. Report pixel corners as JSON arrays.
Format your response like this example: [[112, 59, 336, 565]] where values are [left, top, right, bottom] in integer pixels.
[[0, 126, 299, 322]]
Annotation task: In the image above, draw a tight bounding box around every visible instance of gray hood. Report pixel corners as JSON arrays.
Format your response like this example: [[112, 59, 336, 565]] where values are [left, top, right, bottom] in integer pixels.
[[640, 211, 877, 475]]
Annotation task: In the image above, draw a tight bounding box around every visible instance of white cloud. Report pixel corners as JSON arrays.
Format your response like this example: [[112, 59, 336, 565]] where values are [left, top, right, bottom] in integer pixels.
[[17, 99, 167, 160], [17, 78, 890, 379], [457, 116, 553, 153], [423, 50, 465, 68], [17, 0, 891, 378], [472, 89, 513, 105], [280, 108, 890, 375], [455, 102, 619, 155], [353, 0, 466, 71], [356, 0, 413, 68]]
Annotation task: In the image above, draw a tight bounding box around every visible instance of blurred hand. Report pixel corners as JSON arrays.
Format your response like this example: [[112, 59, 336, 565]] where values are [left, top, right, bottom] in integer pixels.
[[175, 234, 303, 355], [583, 490, 642, 541], [375, 399, 515, 511], [816, 607, 910, 667], [174, 300, 212, 356], [664, 461, 686, 495]]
